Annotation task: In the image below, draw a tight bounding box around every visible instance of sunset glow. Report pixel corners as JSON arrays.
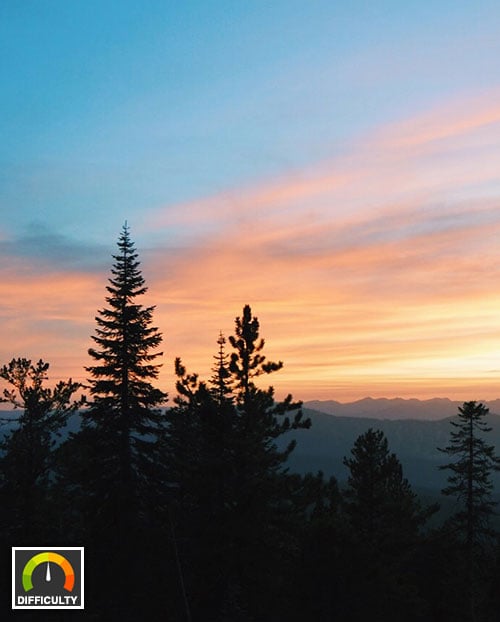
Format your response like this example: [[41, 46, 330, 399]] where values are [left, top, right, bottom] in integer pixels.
[[2, 3, 500, 403]]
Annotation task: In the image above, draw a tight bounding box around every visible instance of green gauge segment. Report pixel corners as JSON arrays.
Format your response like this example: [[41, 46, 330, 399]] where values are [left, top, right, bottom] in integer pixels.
[[22, 552, 75, 592]]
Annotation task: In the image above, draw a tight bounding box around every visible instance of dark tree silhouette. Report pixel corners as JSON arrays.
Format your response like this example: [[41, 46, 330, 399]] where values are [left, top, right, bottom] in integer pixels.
[[438, 401, 500, 619], [85, 223, 167, 515], [229, 304, 307, 447], [65, 224, 168, 620], [342, 428, 431, 621], [164, 357, 231, 620], [162, 307, 311, 620], [226, 304, 310, 619], [439, 401, 500, 546], [209, 331, 233, 406], [0, 358, 82, 542], [287, 471, 344, 622], [343, 428, 425, 540]]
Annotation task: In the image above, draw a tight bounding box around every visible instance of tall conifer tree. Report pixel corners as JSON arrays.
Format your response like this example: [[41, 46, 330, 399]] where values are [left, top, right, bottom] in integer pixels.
[[343, 428, 426, 542], [209, 331, 233, 406], [226, 305, 310, 619], [84, 224, 167, 514], [439, 401, 500, 546], [163, 308, 311, 620], [342, 429, 431, 621], [438, 401, 500, 619], [77, 224, 167, 619]]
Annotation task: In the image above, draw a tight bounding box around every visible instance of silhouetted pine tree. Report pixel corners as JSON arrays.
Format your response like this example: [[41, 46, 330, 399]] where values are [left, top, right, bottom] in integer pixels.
[[209, 331, 233, 406], [0, 358, 82, 543], [439, 402, 500, 547], [229, 304, 308, 457], [438, 401, 500, 620], [341, 428, 431, 622], [85, 223, 167, 514], [64, 224, 168, 620], [226, 304, 310, 620], [344, 428, 426, 540], [164, 357, 233, 620], [162, 308, 311, 620]]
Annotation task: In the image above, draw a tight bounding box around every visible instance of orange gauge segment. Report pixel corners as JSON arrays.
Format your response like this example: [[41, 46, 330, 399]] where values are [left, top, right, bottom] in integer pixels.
[[22, 552, 75, 592]]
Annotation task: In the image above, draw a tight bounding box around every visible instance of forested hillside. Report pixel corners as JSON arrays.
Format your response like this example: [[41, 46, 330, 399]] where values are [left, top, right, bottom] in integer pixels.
[[287, 409, 500, 491]]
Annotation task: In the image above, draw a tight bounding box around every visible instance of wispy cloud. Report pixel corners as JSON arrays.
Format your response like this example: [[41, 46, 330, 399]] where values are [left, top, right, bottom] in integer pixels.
[[0, 223, 110, 273], [0, 261, 103, 382], [138, 92, 500, 399], [143, 90, 500, 240], [377, 91, 500, 150], [3, 92, 500, 400]]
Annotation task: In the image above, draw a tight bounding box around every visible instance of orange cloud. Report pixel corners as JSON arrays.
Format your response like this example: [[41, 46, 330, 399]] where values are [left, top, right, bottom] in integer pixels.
[[0, 263, 104, 385], [5, 92, 500, 403], [143, 192, 500, 401]]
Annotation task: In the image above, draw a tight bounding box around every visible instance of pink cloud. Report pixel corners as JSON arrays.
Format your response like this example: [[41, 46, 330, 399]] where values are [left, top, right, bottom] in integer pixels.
[[142, 88, 500, 398], [143, 192, 500, 400], [142, 89, 500, 240], [5, 91, 500, 401], [377, 90, 500, 150]]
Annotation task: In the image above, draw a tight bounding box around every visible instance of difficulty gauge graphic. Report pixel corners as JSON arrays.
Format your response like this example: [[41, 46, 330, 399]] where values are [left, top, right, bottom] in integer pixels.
[[12, 547, 84, 609], [22, 551, 75, 592]]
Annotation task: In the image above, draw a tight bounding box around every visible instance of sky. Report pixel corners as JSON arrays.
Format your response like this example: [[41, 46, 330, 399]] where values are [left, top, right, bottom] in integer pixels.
[[2, 1, 500, 402]]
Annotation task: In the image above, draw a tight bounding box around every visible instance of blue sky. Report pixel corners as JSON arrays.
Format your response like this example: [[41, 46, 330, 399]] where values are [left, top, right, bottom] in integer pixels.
[[3, 1, 500, 238], [2, 2, 500, 400]]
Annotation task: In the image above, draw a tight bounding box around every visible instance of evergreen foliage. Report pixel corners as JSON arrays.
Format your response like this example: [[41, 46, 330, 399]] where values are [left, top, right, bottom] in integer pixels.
[[60, 225, 168, 620], [438, 401, 500, 619], [0, 358, 82, 542], [2, 228, 500, 620], [229, 304, 309, 460], [162, 307, 311, 620], [86, 223, 166, 426], [210, 331, 233, 406], [165, 357, 233, 620], [223, 305, 311, 619], [83, 224, 167, 510], [343, 428, 427, 541], [342, 428, 432, 621], [439, 401, 500, 543]]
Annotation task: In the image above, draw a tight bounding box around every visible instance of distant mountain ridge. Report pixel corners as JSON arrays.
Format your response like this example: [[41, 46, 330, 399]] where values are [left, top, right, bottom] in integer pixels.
[[304, 397, 500, 420], [286, 406, 500, 493], [3, 399, 500, 494]]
